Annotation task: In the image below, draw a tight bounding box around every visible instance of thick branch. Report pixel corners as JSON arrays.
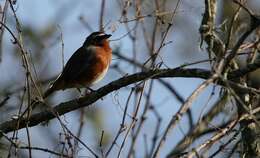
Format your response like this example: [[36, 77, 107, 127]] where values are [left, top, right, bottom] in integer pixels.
[[0, 66, 258, 134], [0, 68, 209, 133]]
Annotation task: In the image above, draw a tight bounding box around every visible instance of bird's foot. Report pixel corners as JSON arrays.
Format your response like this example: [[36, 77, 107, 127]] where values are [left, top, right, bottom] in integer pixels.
[[84, 87, 104, 100], [76, 88, 84, 97], [86, 87, 95, 93]]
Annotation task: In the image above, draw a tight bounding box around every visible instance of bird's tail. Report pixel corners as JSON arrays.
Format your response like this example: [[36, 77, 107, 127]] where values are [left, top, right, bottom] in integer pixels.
[[43, 74, 64, 99]]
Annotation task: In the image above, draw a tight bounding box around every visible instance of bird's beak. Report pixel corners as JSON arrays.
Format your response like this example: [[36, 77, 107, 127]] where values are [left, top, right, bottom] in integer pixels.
[[102, 34, 112, 39]]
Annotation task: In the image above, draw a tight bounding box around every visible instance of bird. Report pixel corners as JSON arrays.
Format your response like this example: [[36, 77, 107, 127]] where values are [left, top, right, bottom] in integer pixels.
[[43, 31, 112, 98]]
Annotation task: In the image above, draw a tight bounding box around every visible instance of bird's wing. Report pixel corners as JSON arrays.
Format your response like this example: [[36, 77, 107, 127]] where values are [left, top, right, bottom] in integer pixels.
[[59, 46, 96, 82]]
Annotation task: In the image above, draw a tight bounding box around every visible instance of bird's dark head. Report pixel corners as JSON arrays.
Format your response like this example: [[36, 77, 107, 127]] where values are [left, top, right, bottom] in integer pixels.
[[83, 31, 112, 47]]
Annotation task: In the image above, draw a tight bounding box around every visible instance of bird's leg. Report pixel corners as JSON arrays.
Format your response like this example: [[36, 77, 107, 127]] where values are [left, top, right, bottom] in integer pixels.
[[86, 87, 95, 93], [76, 88, 85, 97], [76, 88, 81, 93], [84, 87, 104, 100]]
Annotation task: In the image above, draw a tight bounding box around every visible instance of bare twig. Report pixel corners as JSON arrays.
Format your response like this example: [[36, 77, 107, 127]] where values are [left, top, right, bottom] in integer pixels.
[[0, 95, 9, 108], [99, 0, 106, 31], [152, 75, 218, 158], [186, 119, 238, 158], [106, 88, 134, 157]]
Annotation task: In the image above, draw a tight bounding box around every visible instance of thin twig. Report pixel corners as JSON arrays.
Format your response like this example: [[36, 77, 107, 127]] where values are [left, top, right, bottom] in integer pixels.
[[105, 88, 134, 157], [152, 74, 218, 158], [99, 0, 106, 31], [186, 119, 238, 158]]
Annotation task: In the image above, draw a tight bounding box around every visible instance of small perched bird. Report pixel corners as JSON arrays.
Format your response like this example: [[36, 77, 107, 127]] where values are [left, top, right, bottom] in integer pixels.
[[43, 31, 112, 98]]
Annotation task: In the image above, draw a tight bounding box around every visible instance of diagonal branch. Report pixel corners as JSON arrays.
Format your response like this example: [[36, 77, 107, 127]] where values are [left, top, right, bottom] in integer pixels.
[[0, 68, 209, 133], [0, 65, 259, 134]]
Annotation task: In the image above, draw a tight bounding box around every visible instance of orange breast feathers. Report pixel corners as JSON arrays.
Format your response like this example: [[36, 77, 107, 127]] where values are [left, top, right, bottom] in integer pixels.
[[79, 45, 112, 86]]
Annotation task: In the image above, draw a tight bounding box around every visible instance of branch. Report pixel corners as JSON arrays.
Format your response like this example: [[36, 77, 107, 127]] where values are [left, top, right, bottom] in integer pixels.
[[186, 119, 238, 158], [0, 65, 258, 134], [0, 68, 209, 134], [167, 94, 228, 157], [229, 58, 260, 79], [152, 74, 218, 158]]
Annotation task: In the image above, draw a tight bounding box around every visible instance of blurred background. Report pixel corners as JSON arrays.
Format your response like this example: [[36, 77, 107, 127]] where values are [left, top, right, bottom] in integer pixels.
[[0, 0, 259, 157]]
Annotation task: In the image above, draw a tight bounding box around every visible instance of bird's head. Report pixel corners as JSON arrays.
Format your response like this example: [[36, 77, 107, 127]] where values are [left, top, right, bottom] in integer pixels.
[[83, 31, 112, 47]]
